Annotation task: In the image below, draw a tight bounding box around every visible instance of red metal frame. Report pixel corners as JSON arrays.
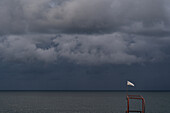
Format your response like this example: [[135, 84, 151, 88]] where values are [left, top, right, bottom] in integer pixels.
[[126, 95, 145, 113]]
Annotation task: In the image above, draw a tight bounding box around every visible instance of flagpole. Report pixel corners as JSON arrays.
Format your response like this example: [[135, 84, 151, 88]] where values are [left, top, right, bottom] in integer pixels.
[[126, 81, 135, 96], [126, 82, 128, 96]]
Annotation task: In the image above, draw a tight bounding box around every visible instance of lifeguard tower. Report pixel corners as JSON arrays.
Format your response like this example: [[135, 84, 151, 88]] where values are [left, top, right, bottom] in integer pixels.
[[126, 95, 145, 113], [126, 81, 145, 113]]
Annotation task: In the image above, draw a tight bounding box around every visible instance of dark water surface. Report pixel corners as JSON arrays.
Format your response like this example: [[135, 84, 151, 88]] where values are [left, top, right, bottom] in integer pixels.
[[0, 91, 169, 113]]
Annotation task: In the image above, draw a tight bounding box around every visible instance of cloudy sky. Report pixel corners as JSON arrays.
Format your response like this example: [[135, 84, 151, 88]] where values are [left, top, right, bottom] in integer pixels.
[[0, 0, 170, 90]]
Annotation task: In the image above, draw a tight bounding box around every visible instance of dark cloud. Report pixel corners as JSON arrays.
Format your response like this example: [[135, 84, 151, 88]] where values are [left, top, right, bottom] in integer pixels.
[[0, 0, 170, 90], [0, 0, 169, 34], [0, 34, 57, 63], [0, 33, 168, 65], [0, 0, 169, 65]]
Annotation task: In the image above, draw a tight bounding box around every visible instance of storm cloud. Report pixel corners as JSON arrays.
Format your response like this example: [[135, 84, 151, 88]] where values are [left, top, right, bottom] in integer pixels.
[[0, 0, 170, 65]]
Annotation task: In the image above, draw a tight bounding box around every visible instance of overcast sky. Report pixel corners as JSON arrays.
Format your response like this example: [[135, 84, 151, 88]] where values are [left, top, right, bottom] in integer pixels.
[[0, 0, 170, 90]]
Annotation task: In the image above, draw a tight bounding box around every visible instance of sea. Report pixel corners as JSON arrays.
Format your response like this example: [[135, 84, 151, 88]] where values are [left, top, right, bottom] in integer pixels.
[[0, 91, 169, 113]]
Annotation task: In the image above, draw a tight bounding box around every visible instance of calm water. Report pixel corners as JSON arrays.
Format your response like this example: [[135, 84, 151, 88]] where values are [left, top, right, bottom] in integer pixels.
[[0, 91, 169, 113]]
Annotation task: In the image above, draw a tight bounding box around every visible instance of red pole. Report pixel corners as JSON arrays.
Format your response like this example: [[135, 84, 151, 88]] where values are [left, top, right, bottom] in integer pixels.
[[142, 98, 145, 113], [127, 96, 129, 113], [142, 99, 143, 113]]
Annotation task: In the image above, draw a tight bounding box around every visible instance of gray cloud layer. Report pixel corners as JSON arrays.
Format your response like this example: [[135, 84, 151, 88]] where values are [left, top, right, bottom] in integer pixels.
[[0, 0, 170, 64], [0, 33, 167, 64], [0, 0, 169, 34]]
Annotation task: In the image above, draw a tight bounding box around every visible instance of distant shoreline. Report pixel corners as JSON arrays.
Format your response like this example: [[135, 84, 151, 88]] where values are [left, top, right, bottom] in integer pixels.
[[0, 90, 169, 92]]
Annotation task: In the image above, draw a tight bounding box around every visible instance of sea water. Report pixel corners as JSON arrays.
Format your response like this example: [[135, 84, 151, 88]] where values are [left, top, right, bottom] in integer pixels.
[[0, 91, 169, 113]]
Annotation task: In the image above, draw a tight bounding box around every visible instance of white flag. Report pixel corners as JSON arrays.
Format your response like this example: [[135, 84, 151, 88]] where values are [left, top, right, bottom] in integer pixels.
[[127, 81, 135, 87]]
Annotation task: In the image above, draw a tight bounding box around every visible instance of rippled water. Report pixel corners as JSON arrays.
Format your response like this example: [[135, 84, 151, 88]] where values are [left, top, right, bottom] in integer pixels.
[[0, 91, 169, 113]]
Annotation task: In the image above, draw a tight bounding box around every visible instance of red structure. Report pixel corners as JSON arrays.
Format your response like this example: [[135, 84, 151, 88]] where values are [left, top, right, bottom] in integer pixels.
[[126, 95, 145, 113]]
